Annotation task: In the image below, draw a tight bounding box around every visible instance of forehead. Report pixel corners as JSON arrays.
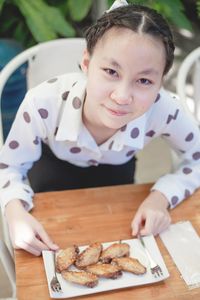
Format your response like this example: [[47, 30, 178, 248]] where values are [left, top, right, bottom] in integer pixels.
[[92, 27, 166, 75], [97, 26, 162, 47], [94, 27, 165, 59]]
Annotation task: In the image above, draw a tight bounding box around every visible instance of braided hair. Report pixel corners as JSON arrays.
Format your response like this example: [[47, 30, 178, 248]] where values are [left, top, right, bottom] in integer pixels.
[[85, 4, 175, 75]]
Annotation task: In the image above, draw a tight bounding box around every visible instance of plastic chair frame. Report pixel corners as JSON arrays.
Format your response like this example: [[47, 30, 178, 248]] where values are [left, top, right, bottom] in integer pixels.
[[0, 38, 86, 147], [177, 46, 200, 122], [0, 239, 16, 299]]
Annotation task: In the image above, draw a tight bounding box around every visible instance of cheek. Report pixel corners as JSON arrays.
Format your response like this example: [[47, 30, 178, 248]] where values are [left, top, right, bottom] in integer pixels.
[[134, 96, 156, 114]]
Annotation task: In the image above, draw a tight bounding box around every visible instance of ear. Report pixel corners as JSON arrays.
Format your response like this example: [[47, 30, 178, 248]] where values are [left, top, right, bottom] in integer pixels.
[[80, 49, 91, 74]]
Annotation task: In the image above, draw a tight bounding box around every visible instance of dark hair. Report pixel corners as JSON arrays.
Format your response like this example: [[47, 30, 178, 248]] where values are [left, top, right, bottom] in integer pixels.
[[85, 4, 175, 75]]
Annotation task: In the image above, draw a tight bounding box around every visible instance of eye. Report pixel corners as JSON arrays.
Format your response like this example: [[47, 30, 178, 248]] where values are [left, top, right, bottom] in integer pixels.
[[103, 68, 118, 77], [138, 78, 152, 85]]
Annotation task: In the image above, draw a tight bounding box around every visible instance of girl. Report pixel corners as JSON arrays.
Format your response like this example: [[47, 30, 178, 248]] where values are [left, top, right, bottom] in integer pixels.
[[1, 0, 200, 256]]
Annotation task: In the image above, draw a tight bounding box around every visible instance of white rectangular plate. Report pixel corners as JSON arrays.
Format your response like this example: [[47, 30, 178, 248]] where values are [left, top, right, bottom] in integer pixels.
[[42, 235, 169, 298]]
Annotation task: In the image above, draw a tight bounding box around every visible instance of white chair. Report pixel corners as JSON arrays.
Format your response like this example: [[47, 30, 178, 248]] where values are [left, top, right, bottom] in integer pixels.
[[0, 38, 86, 146], [0, 239, 16, 299], [176, 46, 200, 123], [0, 38, 86, 296]]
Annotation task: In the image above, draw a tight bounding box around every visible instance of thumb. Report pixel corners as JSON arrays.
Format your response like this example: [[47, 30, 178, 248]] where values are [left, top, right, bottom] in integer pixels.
[[38, 226, 59, 250], [131, 212, 142, 236]]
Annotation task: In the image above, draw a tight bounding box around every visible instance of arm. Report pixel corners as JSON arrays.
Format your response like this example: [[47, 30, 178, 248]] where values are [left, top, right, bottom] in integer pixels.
[[5, 199, 58, 255], [132, 90, 200, 236], [0, 87, 58, 255]]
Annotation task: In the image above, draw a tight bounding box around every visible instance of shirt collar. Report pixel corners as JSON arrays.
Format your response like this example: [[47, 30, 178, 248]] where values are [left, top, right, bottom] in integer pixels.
[[100, 113, 146, 151], [56, 72, 146, 151], [56, 73, 87, 142]]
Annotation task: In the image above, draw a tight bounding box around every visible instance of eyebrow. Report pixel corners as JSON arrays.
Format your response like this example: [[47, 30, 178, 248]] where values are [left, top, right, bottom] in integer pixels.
[[103, 57, 121, 69], [137, 69, 159, 76], [103, 57, 159, 75]]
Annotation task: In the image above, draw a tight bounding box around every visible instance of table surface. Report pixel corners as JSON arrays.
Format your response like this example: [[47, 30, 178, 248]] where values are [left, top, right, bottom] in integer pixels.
[[15, 183, 200, 300]]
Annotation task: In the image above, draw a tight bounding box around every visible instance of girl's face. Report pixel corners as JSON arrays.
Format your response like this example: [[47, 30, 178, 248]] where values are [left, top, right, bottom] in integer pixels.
[[81, 27, 166, 139]]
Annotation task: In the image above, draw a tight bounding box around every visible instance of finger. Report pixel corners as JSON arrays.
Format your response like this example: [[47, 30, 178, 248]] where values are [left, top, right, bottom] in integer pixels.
[[140, 213, 156, 236], [36, 226, 59, 250], [154, 215, 171, 235], [14, 239, 41, 256], [131, 211, 144, 236]]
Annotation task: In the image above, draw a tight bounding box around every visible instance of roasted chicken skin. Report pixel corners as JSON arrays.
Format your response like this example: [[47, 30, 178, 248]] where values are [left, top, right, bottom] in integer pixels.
[[61, 270, 98, 288], [56, 245, 79, 272], [100, 242, 130, 263], [112, 257, 146, 275], [75, 242, 102, 269], [85, 263, 122, 279]]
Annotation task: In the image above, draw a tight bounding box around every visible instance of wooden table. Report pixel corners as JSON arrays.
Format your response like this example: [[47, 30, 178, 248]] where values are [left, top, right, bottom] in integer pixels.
[[15, 183, 200, 300]]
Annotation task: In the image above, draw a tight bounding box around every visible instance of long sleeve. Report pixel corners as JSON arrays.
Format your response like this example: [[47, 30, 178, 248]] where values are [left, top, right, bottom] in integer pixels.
[[149, 90, 200, 208], [0, 90, 47, 213]]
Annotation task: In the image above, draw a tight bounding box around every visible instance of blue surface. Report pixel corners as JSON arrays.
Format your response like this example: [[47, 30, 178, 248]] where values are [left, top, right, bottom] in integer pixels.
[[0, 39, 27, 140]]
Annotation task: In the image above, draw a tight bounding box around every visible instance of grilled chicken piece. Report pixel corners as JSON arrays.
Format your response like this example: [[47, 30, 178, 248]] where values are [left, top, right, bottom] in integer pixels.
[[56, 245, 79, 272], [75, 242, 102, 269], [85, 263, 122, 279], [61, 270, 98, 288], [100, 242, 130, 263], [112, 257, 146, 275]]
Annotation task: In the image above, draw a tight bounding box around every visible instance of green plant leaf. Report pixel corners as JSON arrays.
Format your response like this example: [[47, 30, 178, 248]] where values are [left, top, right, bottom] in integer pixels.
[[152, 0, 192, 31], [30, 0, 75, 37], [68, 0, 92, 21], [197, 0, 200, 18], [0, 0, 6, 12], [15, 0, 57, 42]]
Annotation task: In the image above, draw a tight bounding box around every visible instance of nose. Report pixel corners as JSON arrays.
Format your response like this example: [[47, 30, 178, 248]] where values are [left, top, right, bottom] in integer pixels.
[[110, 85, 133, 105]]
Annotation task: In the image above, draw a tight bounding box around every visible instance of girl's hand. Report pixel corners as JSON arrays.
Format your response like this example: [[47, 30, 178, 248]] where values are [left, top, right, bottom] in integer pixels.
[[131, 190, 171, 236], [5, 199, 59, 256]]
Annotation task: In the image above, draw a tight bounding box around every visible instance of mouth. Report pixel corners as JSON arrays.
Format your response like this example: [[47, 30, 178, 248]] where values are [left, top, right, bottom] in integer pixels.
[[105, 107, 129, 117]]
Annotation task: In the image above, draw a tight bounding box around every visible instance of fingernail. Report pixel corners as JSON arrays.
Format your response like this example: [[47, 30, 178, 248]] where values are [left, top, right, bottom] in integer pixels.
[[51, 244, 59, 250]]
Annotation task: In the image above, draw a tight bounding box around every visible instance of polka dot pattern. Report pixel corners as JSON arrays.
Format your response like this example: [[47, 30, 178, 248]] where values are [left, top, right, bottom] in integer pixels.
[[70, 147, 81, 154], [88, 159, 98, 166], [183, 167, 192, 174], [192, 152, 200, 160], [184, 189, 190, 198], [179, 149, 185, 154], [121, 125, 127, 132], [185, 132, 194, 142], [72, 81, 77, 87], [146, 130, 155, 137], [47, 78, 57, 83], [0, 163, 8, 169], [33, 137, 39, 145], [162, 133, 170, 137], [38, 108, 48, 119], [72, 97, 82, 109], [62, 91, 69, 100], [130, 128, 139, 139], [166, 109, 179, 124], [171, 196, 179, 206], [154, 93, 160, 103], [2, 180, 10, 188], [54, 127, 58, 136], [109, 141, 114, 150], [23, 112, 31, 123], [9, 140, 19, 149], [126, 150, 135, 157]]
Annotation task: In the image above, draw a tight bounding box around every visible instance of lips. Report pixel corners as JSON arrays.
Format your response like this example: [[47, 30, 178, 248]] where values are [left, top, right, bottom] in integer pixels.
[[105, 107, 129, 116]]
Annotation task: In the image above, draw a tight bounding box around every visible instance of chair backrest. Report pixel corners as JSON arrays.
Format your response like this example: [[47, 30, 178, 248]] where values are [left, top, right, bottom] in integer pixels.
[[176, 47, 200, 123], [0, 239, 16, 298], [0, 38, 86, 146]]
